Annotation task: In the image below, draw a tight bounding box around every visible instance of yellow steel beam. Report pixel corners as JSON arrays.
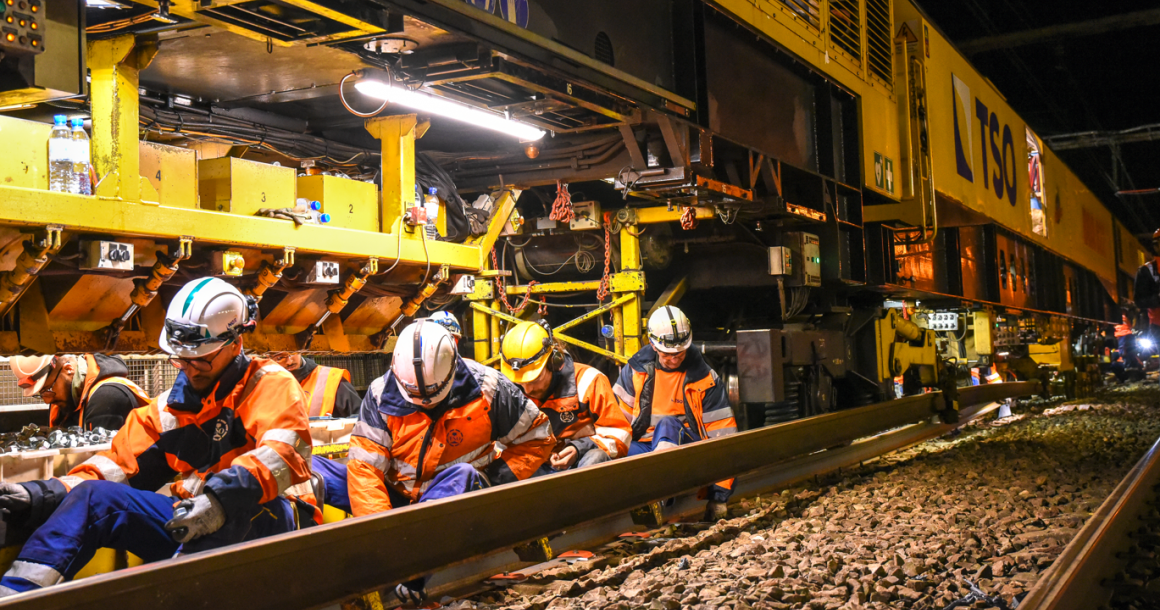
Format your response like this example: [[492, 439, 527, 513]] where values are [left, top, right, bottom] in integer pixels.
[[617, 228, 643, 356], [88, 35, 157, 202], [556, 332, 627, 365], [366, 114, 418, 237], [633, 206, 714, 225], [504, 280, 601, 295], [648, 275, 688, 318], [0, 186, 482, 269], [554, 294, 632, 335], [472, 305, 491, 362], [470, 301, 630, 365], [277, 0, 385, 33], [466, 190, 518, 270]]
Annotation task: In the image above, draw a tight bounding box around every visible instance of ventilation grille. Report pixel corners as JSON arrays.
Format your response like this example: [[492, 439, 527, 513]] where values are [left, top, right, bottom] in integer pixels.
[[779, 0, 821, 30], [829, 0, 861, 61], [594, 31, 614, 66], [866, 0, 892, 84]]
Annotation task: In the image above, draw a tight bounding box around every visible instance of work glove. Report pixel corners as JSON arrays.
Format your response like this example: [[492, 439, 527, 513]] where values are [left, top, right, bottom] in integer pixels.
[[165, 493, 226, 544], [0, 482, 31, 513], [703, 501, 728, 522], [394, 577, 428, 606]]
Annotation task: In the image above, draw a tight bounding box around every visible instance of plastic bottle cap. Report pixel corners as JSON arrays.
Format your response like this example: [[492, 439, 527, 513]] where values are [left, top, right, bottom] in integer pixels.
[[70, 118, 84, 128], [53, 115, 66, 125], [428, 187, 438, 195], [309, 201, 321, 211], [319, 213, 331, 223]]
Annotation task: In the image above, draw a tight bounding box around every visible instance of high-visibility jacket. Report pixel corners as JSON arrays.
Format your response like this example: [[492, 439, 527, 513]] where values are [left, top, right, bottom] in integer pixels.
[[613, 344, 737, 494], [348, 358, 555, 516], [53, 356, 315, 524], [1115, 315, 1133, 339], [532, 354, 631, 459], [300, 362, 351, 418], [1135, 260, 1160, 326], [50, 354, 150, 430]]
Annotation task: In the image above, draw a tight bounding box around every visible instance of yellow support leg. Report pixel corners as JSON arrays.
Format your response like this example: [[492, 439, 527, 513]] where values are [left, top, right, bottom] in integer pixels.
[[87, 35, 157, 202], [366, 114, 418, 236], [617, 229, 644, 357]]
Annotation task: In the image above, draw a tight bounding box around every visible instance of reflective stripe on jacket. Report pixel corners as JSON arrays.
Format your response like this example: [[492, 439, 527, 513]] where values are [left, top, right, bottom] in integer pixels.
[[58, 356, 314, 522], [347, 358, 555, 516], [535, 355, 631, 459], [50, 354, 150, 428], [302, 365, 350, 418]]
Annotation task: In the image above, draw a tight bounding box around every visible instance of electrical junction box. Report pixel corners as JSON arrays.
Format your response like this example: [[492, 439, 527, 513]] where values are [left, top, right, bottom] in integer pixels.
[[785, 232, 821, 287], [305, 261, 341, 284], [198, 157, 296, 215], [0, 0, 84, 107], [140, 142, 198, 209], [768, 246, 792, 276], [210, 251, 246, 277], [569, 201, 601, 230], [81, 241, 133, 271], [926, 312, 959, 331], [449, 274, 476, 295], [296, 174, 379, 232]]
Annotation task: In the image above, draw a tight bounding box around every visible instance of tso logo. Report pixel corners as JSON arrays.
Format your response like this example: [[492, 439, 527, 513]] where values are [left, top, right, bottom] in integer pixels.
[[463, 0, 529, 28], [951, 74, 1017, 206]]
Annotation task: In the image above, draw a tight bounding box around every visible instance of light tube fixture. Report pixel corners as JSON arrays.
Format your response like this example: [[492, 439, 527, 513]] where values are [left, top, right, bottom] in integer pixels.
[[354, 79, 545, 141]]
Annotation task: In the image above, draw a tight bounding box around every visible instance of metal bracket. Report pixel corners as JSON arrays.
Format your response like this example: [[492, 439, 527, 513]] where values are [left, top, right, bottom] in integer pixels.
[[297, 258, 378, 350], [105, 235, 193, 351]]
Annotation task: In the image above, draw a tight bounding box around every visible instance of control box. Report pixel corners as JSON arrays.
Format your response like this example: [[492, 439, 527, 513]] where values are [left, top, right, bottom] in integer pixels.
[[785, 232, 821, 287], [768, 246, 792, 276], [305, 261, 341, 284], [925, 312, 959, 331], [81, 240, 134, 271], [569, 201, 601, 231], [0, 0, 44, 57]]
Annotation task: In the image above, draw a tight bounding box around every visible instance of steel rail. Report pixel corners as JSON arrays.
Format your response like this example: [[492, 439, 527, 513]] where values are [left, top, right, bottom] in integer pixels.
[[417, 400, 1008, 603], [1017, 429, 1160, 610], [0, 381, 1037, 610]]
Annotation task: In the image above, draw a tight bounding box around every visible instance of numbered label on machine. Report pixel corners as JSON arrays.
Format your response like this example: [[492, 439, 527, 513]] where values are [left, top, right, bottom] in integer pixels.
[[926, 312, 959, 331]]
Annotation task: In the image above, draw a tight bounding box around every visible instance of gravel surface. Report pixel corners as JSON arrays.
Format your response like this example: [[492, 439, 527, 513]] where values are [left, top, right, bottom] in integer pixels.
[[455, 385, 1160, 610]]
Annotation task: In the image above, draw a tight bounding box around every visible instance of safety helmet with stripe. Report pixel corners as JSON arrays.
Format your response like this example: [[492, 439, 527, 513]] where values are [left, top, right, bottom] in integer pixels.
[[647, 306, 692, 354], [429, 310, 462, 339], [500, 320, 555, 384], [392, 320, 457, 406], [160, 277, 258, 358]]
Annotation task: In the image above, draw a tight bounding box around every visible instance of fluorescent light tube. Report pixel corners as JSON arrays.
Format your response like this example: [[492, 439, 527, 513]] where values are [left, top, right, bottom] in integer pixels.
[[354, 79, 545, 141]]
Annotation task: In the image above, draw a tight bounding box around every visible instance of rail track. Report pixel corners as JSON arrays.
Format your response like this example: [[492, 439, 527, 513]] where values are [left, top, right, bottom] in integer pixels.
[[0, 382, 1037, 610]]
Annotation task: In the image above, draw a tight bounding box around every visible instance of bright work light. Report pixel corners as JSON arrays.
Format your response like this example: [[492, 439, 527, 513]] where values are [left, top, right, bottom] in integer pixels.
[[354, 79, 545, 141]]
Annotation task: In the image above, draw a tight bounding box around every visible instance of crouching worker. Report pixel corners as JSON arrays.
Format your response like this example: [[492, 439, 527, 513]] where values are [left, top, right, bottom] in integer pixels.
[[348, 321, 555, 603], [500, 321, 631, 471], [614, 306, 738, 521], [269, 351, 361, 514], [12, 351, 150, 431], [0, 278, 315, 597]]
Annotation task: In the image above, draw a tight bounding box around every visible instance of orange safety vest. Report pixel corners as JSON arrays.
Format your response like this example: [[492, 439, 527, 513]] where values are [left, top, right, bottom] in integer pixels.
[[301, 365, 351, 418], [535, 357, 631, 459], [50, 354, 151, 428]]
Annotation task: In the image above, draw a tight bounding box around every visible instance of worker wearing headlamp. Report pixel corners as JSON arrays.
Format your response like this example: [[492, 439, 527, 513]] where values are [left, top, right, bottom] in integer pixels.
[[612, 306, 738, 521], [0, 277, 317, 597]]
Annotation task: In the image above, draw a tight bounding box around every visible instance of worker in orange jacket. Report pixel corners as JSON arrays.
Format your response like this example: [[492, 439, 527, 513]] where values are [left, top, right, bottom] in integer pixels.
[[11, 353, 149, 430], [348, 320, 555, 604], [613, 306, 738, 521], [0, 278, 315, 597], [269, 352, 360, 418], [500, 321, 631, 471]]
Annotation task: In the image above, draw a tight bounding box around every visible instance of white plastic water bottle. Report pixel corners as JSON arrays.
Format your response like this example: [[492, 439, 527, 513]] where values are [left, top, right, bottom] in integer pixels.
[[70, 118, 92, 195], [424, 187, 440, 239], [48, 115, 72, 193], [294, 198, 329, 224]]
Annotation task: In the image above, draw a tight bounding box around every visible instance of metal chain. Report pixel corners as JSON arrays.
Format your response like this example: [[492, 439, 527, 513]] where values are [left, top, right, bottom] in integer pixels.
[[680, 205, 697, 230], [491, 248, 539, 313], [596, 215, 612, 302], [549, 180, 575, 223]]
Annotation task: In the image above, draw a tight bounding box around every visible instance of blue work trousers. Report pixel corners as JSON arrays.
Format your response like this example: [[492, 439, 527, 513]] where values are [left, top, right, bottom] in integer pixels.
[[312, 456, 351, 514], [0, 480, 294, 594], [628, 416, 732, 503], [386, 462, 488, 507]]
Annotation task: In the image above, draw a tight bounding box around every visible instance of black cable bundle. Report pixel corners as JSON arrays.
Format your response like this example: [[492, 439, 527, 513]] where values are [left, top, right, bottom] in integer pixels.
[[416, 151, 475, 243]]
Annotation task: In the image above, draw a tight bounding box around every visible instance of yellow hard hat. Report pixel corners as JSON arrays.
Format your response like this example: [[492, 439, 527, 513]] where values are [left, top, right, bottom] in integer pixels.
[[500, 321, 553, 384]]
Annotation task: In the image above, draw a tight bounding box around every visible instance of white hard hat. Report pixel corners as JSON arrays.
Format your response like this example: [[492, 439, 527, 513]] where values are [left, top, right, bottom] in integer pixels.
[[392, 320, 458, 406], [428, 310, 462, 338], [647, 306, 692, 354], [160, 277, 256, 358]]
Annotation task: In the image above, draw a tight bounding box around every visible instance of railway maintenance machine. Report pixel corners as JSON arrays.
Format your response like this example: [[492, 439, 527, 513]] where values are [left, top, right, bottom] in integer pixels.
[[0, 0, 1144, 603]]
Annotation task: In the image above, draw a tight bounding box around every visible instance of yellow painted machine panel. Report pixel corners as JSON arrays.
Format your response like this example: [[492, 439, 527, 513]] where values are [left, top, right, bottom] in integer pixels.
[[296, 174, 379, 232], [0, 115, 50, 191], [139, 141, 198, 209], [198, 156, 296, 214]]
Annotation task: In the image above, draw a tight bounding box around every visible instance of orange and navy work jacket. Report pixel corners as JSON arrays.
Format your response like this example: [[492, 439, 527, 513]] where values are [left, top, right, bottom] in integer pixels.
[[347, 358, 555, 516], [50, 353, 150, 429], [532, 355, 631, 459], [301, 364, 350, 418], [57, 356, 315, 523]]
